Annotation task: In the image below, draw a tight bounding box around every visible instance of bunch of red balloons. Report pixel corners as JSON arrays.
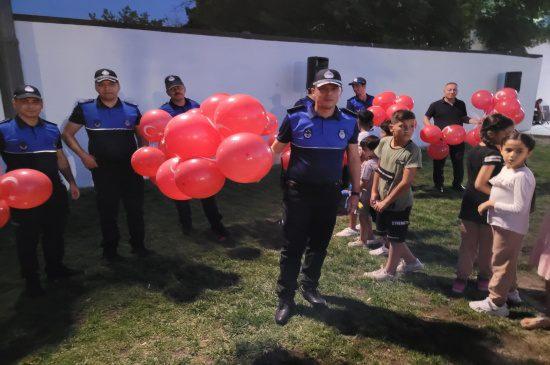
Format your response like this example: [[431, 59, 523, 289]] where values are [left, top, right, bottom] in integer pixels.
[[420, 123, 474, 159], [368, 91, 415, 126], [0, 168, 53, 228], [132, 94, 275, 200], [471, 87, 524, 124]]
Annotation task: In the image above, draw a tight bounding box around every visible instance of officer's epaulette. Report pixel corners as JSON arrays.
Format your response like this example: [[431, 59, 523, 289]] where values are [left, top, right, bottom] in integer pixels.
[[286, 104, 306, 114], [0, 118, 11, 125], [341, 108, 357, 117], [78, 98, 94, 104]]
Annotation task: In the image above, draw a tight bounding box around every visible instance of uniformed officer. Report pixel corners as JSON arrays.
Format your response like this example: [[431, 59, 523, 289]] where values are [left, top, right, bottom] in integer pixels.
[[159, 75, 228, 240], [293, 87, 315, 109], [62, 69, 151, 261], [0, 85, 81, 296], [271, 69, 361, 325], [346, 77, 374, 113]]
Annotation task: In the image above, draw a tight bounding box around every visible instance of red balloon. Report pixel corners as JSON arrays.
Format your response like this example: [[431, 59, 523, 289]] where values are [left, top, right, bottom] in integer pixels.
[[465, 127, 482, 147], [395, 95, 414, 110], [164, 113, 222, 160], [262, 113, 278, 136], [367, 106, 386, 126], [214, 94, 268, 137], [386, 103, 410, 120], [0, 169, 53, 209], [281, 150, 291, 170], [471, 90, 494, 111], [494, 98, 522, 118], [155, 158, 191, 200], [216, 133, 273, 183], [420, 125, 443, 144], [200, 93, 230, 120], [373, 91, 397, 110], [158, 138, 175, 159], [185, 108, 202, 115], [138, 109, 172, 143], [0, 200, 9, 228], [442, 125, 466, 145], [174, 158, 225, 199], [494, 88, 518, 101], [427, 142, 450, 160], [510, 107, 525, 124], [131, 147, 166, 177]]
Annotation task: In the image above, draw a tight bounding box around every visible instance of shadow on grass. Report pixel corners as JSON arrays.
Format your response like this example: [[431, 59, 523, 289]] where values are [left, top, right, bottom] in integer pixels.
[[235, 341, 319, 365], [228, 219, 284, 251], [407, 237, 458, 267], [0, 255, 240, 363], [296, 295, 526, 364]]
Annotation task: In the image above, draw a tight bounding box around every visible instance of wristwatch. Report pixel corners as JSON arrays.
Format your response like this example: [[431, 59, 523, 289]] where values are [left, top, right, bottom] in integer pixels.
[[351, 191, 360, 196]]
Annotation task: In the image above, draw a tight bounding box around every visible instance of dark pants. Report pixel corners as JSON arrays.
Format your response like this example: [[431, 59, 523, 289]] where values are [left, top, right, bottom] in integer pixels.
[[11, 187, 68, 279], [174, 196, 223, 230], [277, 180, 340, 300], [433, 142, 465, 188], [91, 163, 145, 251]]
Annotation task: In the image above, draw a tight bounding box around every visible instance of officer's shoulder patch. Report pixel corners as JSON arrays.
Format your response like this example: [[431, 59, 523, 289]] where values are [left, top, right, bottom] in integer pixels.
[[341, 108, 357, 118], [287, 104, 306, 114], [78, 98, 94, 105]]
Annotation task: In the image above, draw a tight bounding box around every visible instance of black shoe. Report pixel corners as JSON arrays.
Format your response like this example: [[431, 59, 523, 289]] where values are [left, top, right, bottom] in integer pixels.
[[452, 184, 465, 192], [131, 246, 154, 257], [25, 277, 45, 297], [46, 265, 83, 280], [102, 249, 124, 263], [211, 224, 229, 241], [181, 225, 193, 236], [301, 288, 327, 307], [434, 185, 444, 193], [274, 299, 295, 326]]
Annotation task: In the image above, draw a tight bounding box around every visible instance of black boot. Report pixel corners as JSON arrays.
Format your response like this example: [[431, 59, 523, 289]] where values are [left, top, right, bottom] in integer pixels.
[[301, 287, 327, 307], [102, 247, 124, 262], [46, 264, 83, 280], [131, 245, 154, 257], [275, 298, 295, 326], [211, 223, 229, 241], [25, 276, 45, 297]]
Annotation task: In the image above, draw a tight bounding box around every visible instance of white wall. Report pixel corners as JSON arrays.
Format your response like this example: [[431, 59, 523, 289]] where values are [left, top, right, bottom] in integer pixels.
[[529, 42, 549, 104], [11, 20, 543, 186]]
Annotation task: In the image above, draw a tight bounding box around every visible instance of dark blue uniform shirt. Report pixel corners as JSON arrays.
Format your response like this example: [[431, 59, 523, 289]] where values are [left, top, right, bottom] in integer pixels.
[[346, 94, 374, 113], [159, 98, 200, 117], [69, 98, 141, 164], [293, 96, 315, 109], [278, 105, 359, 184], [0, 116, 63, 186]]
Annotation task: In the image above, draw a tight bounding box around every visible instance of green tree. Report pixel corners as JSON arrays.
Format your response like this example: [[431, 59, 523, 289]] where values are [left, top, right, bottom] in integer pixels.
[[89, 5, 167, 27]]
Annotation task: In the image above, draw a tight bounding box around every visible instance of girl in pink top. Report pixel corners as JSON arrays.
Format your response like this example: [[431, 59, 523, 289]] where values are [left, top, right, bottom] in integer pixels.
[[470, 131, 536, 317]]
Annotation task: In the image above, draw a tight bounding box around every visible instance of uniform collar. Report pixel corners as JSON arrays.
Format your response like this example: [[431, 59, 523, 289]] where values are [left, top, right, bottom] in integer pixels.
[[96, 97, 122, 109], [442, 97, 458, 106], [15, 115, 44, 128], [307, 105, 342, 120], [169, 98, 188, 109]]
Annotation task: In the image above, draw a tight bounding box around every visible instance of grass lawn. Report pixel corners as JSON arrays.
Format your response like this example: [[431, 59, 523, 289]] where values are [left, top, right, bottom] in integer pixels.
[[1, 139, 549, 364]]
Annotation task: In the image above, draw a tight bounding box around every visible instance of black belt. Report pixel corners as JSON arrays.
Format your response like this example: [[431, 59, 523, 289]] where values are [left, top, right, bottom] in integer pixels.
[[285, 179, 341, 193]]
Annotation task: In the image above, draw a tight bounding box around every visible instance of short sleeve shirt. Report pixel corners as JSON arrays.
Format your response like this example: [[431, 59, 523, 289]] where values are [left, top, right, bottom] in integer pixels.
[[374, 136, 422, 211], [425, 98, 469, 129]]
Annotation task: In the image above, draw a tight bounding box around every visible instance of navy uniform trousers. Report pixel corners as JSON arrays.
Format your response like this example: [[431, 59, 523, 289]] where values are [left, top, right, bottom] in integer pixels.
[[276, 180, 340, 300]]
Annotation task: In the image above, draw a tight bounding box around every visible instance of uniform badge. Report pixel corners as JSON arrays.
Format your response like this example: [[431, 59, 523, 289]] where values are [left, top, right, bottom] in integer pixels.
[[19, 142, 28, 151], [24, 86, 34, 92], [324, 70, 334, 79], [101, 70, 109, 76], [94, 121, 101, 128], [168, 76, 175, 81], [124, 120, 131, 127], [304, 128, 312, 139], [339, 129, 346, 140]]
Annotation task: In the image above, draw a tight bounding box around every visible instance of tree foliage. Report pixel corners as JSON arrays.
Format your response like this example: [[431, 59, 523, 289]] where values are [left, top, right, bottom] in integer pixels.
[[89, 5, 166, 27]]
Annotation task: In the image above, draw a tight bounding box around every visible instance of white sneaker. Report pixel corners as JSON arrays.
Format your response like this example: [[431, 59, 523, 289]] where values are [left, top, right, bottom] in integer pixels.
[[335, 227, 359, 237], [365, 238, 385, 247], [396, 259, 425, 273], [469, 297, 509, 317], [507, 290, 523, 305], [369, 246, 389, 256], [347, 239, 366, 248], [363, 268, 395, 281], [355, 224, 361, 230]]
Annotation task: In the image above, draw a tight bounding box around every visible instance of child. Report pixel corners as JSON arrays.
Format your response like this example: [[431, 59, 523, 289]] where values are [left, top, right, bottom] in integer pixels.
[[453, 114, 514, 294], [349, 136, 382, 248], [470, 131, 536, 316], [521, 210, 550, 330], [379, 120, 391, 138], [335, 110, 376, 238], [364, 110, 424, 280]]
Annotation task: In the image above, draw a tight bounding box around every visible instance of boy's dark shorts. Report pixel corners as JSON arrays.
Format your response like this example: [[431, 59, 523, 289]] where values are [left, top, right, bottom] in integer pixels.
[[374, 206, 412, 243]]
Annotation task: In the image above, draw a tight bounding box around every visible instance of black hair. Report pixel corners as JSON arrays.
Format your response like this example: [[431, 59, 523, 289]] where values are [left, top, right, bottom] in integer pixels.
[[480, 113, 514, 146], [390, 109, 415, 124], [502, 130, 536, 151], [357, 109, 374, 130], [360, 135, 380, 151], [379, 120, 391, 135]]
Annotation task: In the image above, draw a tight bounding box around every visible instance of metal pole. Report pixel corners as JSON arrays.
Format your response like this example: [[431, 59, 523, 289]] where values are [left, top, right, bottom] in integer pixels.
[[0, 0, 25, 118]]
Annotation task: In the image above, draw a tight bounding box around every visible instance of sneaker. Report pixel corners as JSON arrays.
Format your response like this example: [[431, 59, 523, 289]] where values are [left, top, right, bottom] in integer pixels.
[[369, 245, 389, 256], [452, 278, 467, 294], [335, 227, 359, 237], [477, 279, 490, 292], [365, 238, 384, 248], [507, 289, 523, 305], [435, 186, 444, 193], [452, 184, 466, 192], [469, 297, 509, 317], [211, 223, 229, 241], [348, 239, 366, 248], [363, 268, 395, 281], [355, 224, 361, 230], [396, 259, 425, 273], [520, 316, 550, 330]]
